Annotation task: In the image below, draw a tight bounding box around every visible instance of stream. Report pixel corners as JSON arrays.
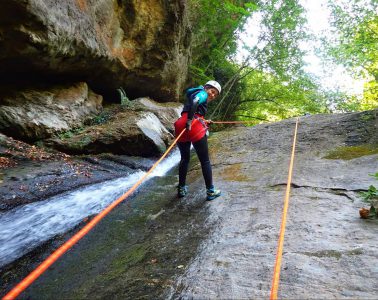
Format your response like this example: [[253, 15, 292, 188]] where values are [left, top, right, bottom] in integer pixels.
[[0, 150, 181, 268]]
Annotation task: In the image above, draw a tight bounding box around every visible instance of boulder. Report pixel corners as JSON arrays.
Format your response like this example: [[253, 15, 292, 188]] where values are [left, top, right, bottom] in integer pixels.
[[0, 82, 102, 141], [0, 0, 191, 102], [133, 97, 182, 132], [48, 110, 173, 157]]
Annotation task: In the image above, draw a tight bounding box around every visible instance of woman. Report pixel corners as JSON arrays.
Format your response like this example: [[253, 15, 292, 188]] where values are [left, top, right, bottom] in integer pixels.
[[174, 80, 222, 201]]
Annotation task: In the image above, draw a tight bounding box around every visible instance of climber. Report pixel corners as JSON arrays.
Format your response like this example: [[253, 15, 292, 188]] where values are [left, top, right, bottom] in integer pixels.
[[174, 80, 222, 201]]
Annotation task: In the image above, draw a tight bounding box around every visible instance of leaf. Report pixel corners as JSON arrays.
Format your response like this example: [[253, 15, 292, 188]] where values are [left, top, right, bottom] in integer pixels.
[[245, 2, 259, 11]]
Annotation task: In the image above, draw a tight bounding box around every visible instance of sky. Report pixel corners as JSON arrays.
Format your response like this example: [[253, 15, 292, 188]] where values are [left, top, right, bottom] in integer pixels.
[[299, 0, 365, 95], [237, 0, 366, 96]]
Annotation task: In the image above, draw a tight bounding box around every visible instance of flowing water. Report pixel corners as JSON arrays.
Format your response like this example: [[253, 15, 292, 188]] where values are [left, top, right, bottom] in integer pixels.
[[0, 150, 180, 268]]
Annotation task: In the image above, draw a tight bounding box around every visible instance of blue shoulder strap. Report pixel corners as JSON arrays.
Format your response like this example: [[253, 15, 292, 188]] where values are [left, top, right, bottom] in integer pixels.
[[186, 86, 204, 98], [186, 86, 208, 104]]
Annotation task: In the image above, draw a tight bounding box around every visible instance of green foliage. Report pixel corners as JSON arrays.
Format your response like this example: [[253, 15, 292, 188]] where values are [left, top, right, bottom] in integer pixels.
[[360, 185, 378, 217], [251, 0, 308, 80], [361, 185, 378, 201], [86, 111, 111, 126], [189, 65, 211, 83], [359, 173, 378, 218], [58, 127, 85, 140], [326, 91, 362, 113], [187, 1, 256, 123], [361, 80, 378, 110], [228, 0, 331, 121], [188, 0, 255, 81], [325, 0, 378, 110], [328, 1, 378, 77], [233, 69, 329, 122], [117, 87, 132, 108], [189, 0, 329, 123]]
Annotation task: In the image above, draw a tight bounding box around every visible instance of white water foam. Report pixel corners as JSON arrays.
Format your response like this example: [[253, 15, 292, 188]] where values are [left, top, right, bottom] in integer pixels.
[[0, 150, 180, 267]]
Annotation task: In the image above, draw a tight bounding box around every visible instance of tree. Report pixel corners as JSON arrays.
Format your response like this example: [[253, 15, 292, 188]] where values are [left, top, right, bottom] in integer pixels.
[[242, 0, 308, 80], [189, 0, 329, 122], [325, 0, 378, 110], [232, 70, 329, 123], [210, 0, 329, 121], [188, 0, 256, 81], [187, 0, 256, 121]]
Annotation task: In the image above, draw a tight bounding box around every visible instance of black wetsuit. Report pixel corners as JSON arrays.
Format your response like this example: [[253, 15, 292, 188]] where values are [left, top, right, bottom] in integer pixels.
[[178, 87, 213, 188]]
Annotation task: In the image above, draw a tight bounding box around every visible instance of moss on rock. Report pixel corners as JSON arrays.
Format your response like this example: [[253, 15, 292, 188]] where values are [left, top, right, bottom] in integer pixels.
[[324, 145, 378, 160]]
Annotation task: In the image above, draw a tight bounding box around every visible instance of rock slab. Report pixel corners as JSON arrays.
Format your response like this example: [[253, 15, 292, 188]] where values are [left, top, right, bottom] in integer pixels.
[[170, 109, 378, 299]]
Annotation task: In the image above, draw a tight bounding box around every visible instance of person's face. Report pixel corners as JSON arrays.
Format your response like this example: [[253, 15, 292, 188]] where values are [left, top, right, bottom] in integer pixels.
[[205, 87, 219, 102]]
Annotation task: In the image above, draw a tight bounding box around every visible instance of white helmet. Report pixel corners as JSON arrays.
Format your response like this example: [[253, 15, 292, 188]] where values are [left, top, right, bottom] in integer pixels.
[[205, 80, 221, 94]]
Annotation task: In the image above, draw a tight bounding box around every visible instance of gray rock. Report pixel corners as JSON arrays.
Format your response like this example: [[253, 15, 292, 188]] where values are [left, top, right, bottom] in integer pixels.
[[170, 109, 378, 299], [0, 82, 102, 141], [48, 110, 174, 157], [133, 97, 182, 132], [0, 0, 191, 102]]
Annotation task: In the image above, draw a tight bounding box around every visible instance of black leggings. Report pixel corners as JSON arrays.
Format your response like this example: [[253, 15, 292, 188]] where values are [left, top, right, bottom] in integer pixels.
[[177, 135, 212, 188]]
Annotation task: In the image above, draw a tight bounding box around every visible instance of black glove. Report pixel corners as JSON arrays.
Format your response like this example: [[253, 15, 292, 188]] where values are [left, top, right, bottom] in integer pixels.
[[186, 119, 192, 131]]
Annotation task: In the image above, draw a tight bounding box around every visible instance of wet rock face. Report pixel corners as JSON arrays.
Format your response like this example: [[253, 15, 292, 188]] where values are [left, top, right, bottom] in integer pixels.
[[0, 0, 191, 102], [0, 82, 102, 141], [171, 109, 378, 299]]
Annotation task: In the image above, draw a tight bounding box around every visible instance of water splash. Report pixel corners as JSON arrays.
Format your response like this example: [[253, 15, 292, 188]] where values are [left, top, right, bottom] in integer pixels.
[[0, 150, 180, 267]]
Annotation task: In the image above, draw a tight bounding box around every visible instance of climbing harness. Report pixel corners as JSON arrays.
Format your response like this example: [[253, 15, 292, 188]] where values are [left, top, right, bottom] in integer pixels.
[[270, 117, 299, 300], [174, 113, 208, 143]]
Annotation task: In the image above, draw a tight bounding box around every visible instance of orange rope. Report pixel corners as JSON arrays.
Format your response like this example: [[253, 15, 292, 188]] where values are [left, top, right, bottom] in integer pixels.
[[2, 129, 187, 300], [270, 117, 299, 300], [207, 120, 256, 124]]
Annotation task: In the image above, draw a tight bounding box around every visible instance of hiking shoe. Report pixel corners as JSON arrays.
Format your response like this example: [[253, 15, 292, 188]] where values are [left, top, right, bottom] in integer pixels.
[[177, 185, 188, 198], [206, 186, 221, 201]]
